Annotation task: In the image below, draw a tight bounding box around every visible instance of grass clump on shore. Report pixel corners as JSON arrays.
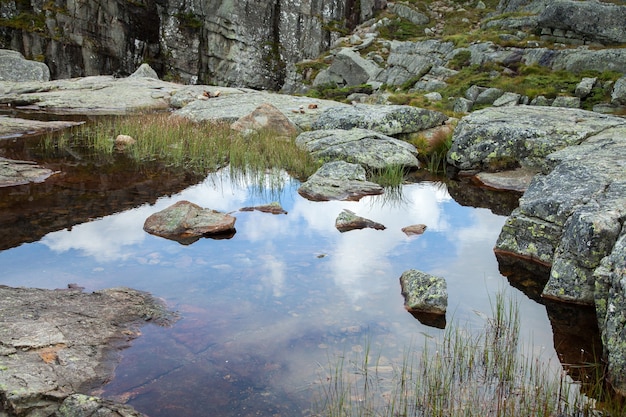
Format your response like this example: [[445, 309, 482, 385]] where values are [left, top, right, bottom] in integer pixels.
[[315, 291, 606, 417], [46, 113, 321, 182]]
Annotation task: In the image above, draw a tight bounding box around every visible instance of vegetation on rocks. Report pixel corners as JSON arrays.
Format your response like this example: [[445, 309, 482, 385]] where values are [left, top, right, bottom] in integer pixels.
[[45, 113, 321, 182]]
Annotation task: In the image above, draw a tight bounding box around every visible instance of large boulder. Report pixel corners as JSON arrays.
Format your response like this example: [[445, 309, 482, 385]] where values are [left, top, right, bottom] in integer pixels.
[[230, 102, 299, 136], [0, 50, 50, 82], [295, 128, 419, 170], [143, 200, 236, 244], [298, 161, 384, 201], [311, 104, 448, 136], [313, 48, 382, 87], [537, 0, 626, 45], [447, 106, 626, 172]]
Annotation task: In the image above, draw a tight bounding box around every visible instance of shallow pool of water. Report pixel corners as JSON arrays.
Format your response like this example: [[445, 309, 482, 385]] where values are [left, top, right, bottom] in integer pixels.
[[0, 161, 572, 416]]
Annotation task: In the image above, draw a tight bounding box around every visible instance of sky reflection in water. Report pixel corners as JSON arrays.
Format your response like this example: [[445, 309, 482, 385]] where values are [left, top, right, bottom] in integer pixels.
[[0, 170, 558, 417]]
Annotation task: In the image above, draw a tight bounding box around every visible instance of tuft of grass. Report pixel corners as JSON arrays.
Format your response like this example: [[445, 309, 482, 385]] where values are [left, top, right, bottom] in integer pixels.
[[368, 164, 406, 188], [314, 291, 611, 417], [44, 113, 321, 182], [409, 128, 453, 174]]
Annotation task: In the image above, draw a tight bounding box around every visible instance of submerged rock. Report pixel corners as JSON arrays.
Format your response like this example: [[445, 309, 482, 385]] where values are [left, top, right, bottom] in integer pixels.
[[399, 269, 448, 316], [335, 209, 386, 232], [0, 157, 56, 187], [298, 161, 384, 201], [295, 128, 419, 171], [143, 200, 236, 244]]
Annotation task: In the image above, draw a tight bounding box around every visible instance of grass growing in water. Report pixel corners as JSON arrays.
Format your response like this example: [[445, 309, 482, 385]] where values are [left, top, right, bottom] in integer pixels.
[[315, 291, 605, 417], [46, 113, 321, 183]]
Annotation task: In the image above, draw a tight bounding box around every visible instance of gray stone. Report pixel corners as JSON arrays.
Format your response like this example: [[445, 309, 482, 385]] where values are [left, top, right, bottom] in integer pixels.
[[311, 104, 448, 136], [129, 63, 159, 79], [530, 95, 552, 106], [551, 96, 580, 108], [57, 394, 147, 417], [335, 209, 386, 232], [0, 50, 50, 82], [453, 97, 473, 113], [493, 92, 521, 107], [314, 48, 382, 87], [387, 4, 429, 26], [0, 115, 81, 139], [295, 128, 419, 170], [611, 76, 626, 105], [424, 92, 442, 102], [474, 87, 505, 105], [447, 106, 625, 172], [297, 161, 383, 201], [465, 85, 487, 101], [575, 77, 597, 99], [399, 269, 447, 315], [143, 200, 237, 244], [0, 286, 174, 417], [230, 102, 299, 136], [537, 0, 626, 45]]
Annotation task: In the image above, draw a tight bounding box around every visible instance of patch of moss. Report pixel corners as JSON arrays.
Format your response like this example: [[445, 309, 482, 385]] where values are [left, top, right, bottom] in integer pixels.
[[0, 11, 46, 32], [175, 11, 203, 30], [308, 83, 373, 102]]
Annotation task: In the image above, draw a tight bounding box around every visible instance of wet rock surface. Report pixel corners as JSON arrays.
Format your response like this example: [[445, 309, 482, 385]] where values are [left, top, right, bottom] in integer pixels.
[[0, 285, 176, 417], [0, 157, 56, 187], [0, 115, 81, 139]]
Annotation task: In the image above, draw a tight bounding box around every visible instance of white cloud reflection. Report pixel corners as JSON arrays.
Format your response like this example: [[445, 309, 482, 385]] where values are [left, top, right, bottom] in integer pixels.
[[40, 169, 504, 307]]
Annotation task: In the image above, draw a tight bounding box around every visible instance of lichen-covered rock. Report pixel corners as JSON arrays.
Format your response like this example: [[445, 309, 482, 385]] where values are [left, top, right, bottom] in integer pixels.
[[295, 128, 419, 170], [313, 48, 382, 87], [447, 106, 626, 172], [0, 50, 50, 82], [594, 231, 626, 396], [335, 209, 385, 232], [399, 269, 447, 315], [56, 394, 147, 417], [143, 200, 236, 244], [298, 161, 383, 201], [311, 104, 447, 137]]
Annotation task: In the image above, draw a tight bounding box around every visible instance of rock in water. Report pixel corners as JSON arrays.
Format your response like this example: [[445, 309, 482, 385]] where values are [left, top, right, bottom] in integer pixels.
[[143, 200, 236, 244], [335, 209, 386, 232], [399, 269, 448, 316], [298, 161, 384, 201]]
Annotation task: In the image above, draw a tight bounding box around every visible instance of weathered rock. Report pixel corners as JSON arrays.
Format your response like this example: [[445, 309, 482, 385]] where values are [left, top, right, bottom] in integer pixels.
[[230, 103, 299, 136], [0, 50, 50, 82], [475, 87, 505, 105], [551, 96, 580, 108], [387, 3, 429, 26], [401, 224, 427, 236], [0, 157, 56, 187], [612, 75, 626, 105], [399, 269, 447, 315], [129, 63, 159, 79], [297, 161, 383, 201], [447, 106, 626, 172], [537, 0, 626, 45], [335, 209, 385, 232], [473, 168, 537, 193], [311, 104, 447, 136], [143, 200, 236, 244], [175, 91, 346, 131], [0, 285, 175, 417], [493, 92, 521, 107], [575, 77, 597, 99], [295, 128, 419, 170], [453, 97, 473, 113], [56, 394, 147, 417], [239, 202, 287, 215], [313, 48, 382, 87]]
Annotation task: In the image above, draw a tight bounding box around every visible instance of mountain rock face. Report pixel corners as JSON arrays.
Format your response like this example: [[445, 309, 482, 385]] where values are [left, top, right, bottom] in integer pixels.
[[0, 0, 385, 89]]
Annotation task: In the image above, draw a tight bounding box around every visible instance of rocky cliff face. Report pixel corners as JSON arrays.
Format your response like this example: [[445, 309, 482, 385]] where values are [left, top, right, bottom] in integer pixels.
[[0, 0, 385, 89]]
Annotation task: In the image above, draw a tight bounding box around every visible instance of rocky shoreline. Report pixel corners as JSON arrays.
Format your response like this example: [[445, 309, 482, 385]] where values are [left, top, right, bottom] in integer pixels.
[[0, 36, 626, 415]]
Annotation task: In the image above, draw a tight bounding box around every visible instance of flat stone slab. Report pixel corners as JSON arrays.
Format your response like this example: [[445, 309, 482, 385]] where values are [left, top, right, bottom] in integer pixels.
[[295, 128, 419, 170], [0, 157, 56, 187], [0, 285, 175, 417], [474, 167, 538, 192], [298, 161, 384, 201]]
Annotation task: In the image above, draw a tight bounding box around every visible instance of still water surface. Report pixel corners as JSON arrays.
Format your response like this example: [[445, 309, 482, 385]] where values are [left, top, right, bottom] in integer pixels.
[[0, 168, 560, 416]]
